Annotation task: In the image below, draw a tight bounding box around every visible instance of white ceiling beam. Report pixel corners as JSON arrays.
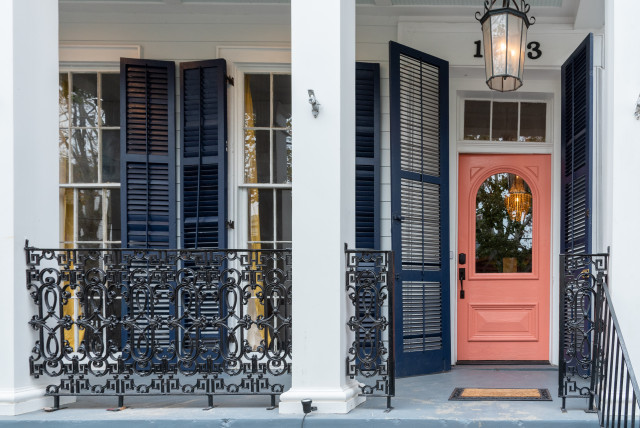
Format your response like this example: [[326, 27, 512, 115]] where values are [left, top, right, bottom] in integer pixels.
[[573, 0, 604, 29]]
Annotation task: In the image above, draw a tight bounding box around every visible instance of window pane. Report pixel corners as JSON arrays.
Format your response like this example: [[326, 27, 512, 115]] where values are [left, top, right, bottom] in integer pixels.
[[59, 73, 69, 128], [274, 130, 292, 183], [60, 130, 69, 184], [102, 129, 120, 182], [71, 128, 99, 183], [248, 188, 274, 242], [245, 74, 270, 128], [78, 189, 103, 242], [273, 74, 291, 128], [492, 102, 518, 141], [464, 100, 490, 140], [60, 188, 74, 243], [244, 130, 270, 183], [276, 189, 292, 241], [520, 102, 546, 142], [72, 74, 98, 128], [106, 189, 121, 242], [475, 173, 533, 273], [101, 74, 120, 127]]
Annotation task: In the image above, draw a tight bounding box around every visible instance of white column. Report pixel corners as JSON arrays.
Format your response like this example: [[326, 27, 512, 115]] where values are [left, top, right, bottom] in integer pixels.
[[279, 0, 361, 414], [0, 0, 60, 415], [605, 0, 640, 373]]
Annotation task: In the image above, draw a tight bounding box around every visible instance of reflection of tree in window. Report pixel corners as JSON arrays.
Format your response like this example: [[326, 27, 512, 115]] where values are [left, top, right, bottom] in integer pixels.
[[475, 173, 533, 273]]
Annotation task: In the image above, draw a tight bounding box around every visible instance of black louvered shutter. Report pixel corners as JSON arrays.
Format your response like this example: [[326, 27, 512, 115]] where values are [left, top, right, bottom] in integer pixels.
[[120, 58, 176, 249], [180, 59, 228, 249], [355, 62, 380, 250], [120, 58, 176, 353], [561, 34, 593, 254], [390, 41, 450, 377]]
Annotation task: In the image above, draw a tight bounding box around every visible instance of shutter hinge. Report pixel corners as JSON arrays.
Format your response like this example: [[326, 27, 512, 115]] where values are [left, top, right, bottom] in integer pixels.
[[586, 208, 590, 218], [395, 273, 401, 281], [226, 75, 235, 86], [225, 220, 235, 230]]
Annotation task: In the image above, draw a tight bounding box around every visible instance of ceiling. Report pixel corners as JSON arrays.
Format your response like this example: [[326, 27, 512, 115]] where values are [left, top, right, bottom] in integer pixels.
[[58, 0, 604, 28]]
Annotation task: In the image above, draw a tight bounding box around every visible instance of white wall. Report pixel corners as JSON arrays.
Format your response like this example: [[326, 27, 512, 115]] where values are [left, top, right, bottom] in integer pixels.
[[604, 0, 640, 373]]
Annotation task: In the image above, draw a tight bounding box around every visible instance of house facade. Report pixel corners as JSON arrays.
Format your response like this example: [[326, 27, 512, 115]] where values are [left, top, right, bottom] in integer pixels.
[[1, 0, 639, 418]]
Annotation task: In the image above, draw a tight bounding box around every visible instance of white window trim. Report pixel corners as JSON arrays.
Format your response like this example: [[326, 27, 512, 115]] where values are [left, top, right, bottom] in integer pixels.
[[223, 47, 291, 251]]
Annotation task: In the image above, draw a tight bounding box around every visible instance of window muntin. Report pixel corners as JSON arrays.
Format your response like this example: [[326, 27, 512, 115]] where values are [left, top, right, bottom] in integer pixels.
[[59, 72, 121, 248], [243, 73, 292, 251], [59, 71, 121, 351], [475, 173, 533, 274], [463, 100, 546, 142]]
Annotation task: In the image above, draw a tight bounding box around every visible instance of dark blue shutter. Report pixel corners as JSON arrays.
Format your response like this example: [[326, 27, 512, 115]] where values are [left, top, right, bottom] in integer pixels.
[[180, 59, 228, 249], [120, 58, 176, 356], [120, 58, 176, 249], [561, 34, 593, 254], [355, 62, 380, 250], [390, 41, 450, 377]]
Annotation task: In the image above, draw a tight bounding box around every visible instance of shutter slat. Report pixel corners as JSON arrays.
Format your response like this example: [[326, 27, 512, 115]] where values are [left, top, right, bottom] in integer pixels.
[[561, 34, 593, 254], [355, 62, 380, 250]]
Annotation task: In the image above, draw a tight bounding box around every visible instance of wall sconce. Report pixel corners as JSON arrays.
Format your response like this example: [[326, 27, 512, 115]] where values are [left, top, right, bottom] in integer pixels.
[[308, 89, 320, 118], [476, 0, 535, 92], [635, 94, 640, 120]]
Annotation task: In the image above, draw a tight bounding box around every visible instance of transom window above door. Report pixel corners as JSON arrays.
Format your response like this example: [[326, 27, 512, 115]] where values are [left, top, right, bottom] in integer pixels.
[[463, 100, 547, 142]]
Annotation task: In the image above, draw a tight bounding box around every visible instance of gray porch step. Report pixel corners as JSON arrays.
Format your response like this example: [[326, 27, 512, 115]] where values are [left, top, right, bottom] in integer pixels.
[[0, 366, 600, 427]]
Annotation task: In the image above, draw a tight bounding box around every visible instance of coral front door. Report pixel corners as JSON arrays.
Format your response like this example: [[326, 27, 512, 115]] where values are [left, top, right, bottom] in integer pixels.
[[457, 154, 551, 361]]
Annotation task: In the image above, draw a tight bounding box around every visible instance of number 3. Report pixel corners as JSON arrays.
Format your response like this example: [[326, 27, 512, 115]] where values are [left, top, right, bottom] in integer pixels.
[[527, 41, 542, 60]]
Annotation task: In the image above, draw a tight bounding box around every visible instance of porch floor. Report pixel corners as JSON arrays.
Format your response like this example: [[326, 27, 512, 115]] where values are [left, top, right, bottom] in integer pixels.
[[0, 366, 600, 427]]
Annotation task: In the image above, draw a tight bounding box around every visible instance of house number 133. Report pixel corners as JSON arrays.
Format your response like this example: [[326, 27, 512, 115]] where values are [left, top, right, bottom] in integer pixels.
[[473, 40, 542, 60]]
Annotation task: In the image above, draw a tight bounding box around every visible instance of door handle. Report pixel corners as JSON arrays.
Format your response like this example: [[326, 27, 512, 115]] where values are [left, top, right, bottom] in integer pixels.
[[459, 267, 466, 299], [458, 253, 466, 299]]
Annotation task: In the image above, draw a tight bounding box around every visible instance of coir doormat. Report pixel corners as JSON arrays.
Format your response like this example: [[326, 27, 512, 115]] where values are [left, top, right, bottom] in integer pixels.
[[449, 388, 552, 401]]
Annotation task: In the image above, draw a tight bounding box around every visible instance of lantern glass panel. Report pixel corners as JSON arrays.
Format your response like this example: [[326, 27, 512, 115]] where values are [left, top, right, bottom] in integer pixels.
[[482, 20, 492, 79], [490, 14, 507, 76], [506, 13, 524, 78]]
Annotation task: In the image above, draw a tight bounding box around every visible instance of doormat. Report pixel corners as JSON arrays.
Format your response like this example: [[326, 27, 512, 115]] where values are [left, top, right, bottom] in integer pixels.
[[449, 388, 552, 401]]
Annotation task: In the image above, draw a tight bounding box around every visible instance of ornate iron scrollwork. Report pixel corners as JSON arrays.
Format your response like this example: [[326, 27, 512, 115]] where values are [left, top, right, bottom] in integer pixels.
[[559, 253, 608, 412], [345, 248, 395, 411], [25, 243, 292, 410]]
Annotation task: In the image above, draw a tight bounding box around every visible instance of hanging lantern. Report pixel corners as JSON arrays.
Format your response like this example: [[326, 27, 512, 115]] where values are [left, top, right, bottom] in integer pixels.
[[504, 175, 532, 222], [476, 1, 535, 92]]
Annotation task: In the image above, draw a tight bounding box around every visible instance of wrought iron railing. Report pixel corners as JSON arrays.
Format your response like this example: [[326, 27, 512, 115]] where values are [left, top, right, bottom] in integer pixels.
[[560, 253, 640, 426], [594, 271, 640, 427], [559, 253, 607, 411], [345, 247, 395, 411], [25, 242, 292, 410]]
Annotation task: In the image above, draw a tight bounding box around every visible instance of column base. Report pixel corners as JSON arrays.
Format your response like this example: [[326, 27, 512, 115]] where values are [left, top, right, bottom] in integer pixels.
[[278, 382, 365, 414], [0, 387, 75, 415]]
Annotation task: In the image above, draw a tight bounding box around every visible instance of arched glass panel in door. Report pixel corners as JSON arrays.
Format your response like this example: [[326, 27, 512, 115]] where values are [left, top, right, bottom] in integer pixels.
[[475, 173, 533, 274]]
